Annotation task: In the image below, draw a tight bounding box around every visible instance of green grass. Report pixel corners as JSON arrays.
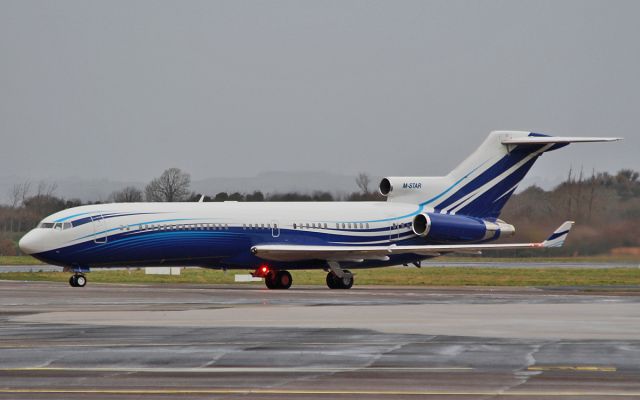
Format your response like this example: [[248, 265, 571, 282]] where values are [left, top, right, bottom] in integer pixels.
[[2, 266, 640, 287], [0, 256, 44, 265]]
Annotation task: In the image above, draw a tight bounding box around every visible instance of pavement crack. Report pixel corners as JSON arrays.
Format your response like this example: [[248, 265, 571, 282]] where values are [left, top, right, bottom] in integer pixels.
[[494, 341, 549, 397]]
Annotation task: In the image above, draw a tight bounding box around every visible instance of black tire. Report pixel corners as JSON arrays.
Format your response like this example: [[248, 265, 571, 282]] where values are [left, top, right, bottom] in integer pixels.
[[326, 272, 339, 289], [75, 275, 87, 287], [276, 270, 292, 289], [265, 272, 277, 289], [341, 270, 354, 289], [69, 276, 77, 287], [326, 271, 353, 289]]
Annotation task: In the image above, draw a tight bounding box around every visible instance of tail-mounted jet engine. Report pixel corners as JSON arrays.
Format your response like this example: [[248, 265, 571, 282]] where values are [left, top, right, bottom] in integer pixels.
[[412, 212, 515, 242]]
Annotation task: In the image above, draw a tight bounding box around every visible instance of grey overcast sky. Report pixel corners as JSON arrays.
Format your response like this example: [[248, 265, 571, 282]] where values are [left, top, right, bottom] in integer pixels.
[[0, 0, 638, 185]]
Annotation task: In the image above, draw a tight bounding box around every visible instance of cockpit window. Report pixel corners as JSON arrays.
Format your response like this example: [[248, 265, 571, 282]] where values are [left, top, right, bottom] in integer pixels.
[[39, 221, 73, 230]]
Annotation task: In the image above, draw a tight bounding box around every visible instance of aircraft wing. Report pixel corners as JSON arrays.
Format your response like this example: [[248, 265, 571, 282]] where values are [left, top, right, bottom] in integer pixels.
[[251, 221, 574, 262]]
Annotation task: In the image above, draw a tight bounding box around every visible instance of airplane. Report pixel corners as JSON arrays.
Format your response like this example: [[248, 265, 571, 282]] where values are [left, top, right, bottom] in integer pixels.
[[18, 131, 620, 289]]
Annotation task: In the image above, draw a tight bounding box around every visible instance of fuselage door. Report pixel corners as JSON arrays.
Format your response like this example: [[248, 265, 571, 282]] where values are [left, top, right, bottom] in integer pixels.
[[271, 220, 280, 238], [91, 214, 108, 244]]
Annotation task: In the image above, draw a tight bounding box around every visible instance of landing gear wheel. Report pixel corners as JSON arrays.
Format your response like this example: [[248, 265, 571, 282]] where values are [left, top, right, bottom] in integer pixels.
[[75, 275, 87, 287], [69, 274, 86, 288], [326, 272, 339, 289], [275, 270, 292, 289], [265, 272, 277, 289], [264, 270, 292, 289], [326, 270, 354, 289], [340, 270, 353, 289]]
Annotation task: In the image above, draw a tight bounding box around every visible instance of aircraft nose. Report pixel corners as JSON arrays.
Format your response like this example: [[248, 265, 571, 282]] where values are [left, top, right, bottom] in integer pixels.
[[19, 230, 41, 255]]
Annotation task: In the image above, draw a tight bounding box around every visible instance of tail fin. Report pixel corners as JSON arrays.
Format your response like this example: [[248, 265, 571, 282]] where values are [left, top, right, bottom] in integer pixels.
[[542, 221, 575, 248], [381, 131, 620, 219]]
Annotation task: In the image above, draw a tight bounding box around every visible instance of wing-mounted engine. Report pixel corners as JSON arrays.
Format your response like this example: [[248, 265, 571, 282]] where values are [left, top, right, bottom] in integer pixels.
[[411, 212, 515, 242]]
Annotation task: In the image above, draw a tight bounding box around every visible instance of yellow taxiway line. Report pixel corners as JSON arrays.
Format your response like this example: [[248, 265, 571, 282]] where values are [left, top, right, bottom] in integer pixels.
[[527, 366, 617, 372]]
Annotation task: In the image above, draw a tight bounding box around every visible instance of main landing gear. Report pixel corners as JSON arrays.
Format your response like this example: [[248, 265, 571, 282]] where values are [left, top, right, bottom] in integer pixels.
[[265, 270, 292, 289], [254, 266, 292, 290], [326, 270, 353, 289], [326, 261, 354, 289], [69, 274, 87, 288]]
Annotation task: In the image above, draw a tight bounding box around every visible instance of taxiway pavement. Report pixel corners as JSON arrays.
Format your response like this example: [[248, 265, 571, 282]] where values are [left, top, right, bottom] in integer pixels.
[[0, 280, 639, 399]]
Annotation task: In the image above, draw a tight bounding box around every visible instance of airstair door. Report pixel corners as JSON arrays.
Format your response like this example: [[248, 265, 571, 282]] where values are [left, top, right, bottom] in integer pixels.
[[91, 214, 108, 244]]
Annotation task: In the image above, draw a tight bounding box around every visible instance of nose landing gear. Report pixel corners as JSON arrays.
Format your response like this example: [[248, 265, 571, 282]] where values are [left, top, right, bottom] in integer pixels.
[[69, 274, 87, 288]]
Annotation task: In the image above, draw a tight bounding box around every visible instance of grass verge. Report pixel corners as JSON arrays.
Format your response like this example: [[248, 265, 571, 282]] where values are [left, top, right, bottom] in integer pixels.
[[1, 267, 640, 286], [0, 256, 44, 265]]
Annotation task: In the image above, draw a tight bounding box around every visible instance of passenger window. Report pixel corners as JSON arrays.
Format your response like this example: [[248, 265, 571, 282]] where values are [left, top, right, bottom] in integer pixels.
[[366, 223, 370, 229]]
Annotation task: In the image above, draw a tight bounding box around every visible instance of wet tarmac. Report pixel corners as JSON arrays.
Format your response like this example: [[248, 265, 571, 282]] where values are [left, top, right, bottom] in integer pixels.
[[0, 280, 639, 399]]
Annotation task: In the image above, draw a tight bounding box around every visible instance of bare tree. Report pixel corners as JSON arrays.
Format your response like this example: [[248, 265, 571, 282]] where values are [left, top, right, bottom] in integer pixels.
[[35, 181, 57, 198], [355, 173, 371, 194], [145, 168, 191, 202], [111, 186, 143, 203], [9, 180, 31, 208]]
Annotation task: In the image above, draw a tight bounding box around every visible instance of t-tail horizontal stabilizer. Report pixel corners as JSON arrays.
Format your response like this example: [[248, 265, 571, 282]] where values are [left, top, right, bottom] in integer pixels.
[[501, 137, 621, 145], [542, 221, 575, 248]]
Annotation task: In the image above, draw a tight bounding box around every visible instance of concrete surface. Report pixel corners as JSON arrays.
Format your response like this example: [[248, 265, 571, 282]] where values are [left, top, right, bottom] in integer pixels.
[[0, 280, 639, 399]]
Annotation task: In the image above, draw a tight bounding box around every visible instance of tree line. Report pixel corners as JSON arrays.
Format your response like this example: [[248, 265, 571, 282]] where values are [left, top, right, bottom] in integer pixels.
[[0, 168, 638, 257]]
